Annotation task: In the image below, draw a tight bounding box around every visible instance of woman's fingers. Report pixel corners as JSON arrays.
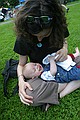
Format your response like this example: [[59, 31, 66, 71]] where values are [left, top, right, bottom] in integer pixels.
[[18, 80, 33, 104], [19, 81, 33, 99], [20, 96, 30, 105], [57, 54, 65, 61], [19, 86, 33, 100], [19, 82, 33, 104], [25, 82, 33, 91], [19, 92, 33, 104], [55, 53, 64, 61], [55, 48, 67, 62]]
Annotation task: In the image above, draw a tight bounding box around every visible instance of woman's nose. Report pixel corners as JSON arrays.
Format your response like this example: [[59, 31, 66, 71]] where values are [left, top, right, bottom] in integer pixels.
[[35, 18, 40, 24], [37, 36, 43, 41]]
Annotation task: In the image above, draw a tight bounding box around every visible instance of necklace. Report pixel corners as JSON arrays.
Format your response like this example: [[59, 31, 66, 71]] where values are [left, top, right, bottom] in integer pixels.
[[37, 43, 42, 47]]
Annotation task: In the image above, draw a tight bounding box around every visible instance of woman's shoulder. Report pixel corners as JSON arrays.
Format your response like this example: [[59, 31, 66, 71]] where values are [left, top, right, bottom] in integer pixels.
[[16, 35, 27, 42]]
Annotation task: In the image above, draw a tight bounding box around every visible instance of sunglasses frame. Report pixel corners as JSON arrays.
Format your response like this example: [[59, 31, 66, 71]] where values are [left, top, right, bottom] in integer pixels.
[[26, 16, 53, 24]]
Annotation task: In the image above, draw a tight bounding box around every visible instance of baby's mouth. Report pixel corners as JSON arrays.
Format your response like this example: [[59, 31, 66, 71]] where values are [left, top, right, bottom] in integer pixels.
[[37, 65, 43, 71]]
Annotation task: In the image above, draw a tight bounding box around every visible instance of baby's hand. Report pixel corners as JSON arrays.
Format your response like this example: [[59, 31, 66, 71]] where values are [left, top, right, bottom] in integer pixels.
[[48, 56, 55, 61]]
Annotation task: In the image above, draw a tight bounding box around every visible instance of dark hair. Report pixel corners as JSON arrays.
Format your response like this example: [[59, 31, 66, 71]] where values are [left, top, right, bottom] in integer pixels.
[[15, 0, 67, 49]]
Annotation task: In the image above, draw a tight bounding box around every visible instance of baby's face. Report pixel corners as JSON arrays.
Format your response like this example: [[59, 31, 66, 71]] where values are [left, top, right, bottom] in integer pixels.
[[24, 62, 43, 79]]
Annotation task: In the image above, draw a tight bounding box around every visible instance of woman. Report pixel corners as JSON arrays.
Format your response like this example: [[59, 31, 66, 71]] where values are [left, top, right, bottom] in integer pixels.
[[14, 0, 80, 105]]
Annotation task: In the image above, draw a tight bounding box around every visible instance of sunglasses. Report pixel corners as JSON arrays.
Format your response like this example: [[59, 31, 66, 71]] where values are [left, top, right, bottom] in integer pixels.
[[26, 16, 53, 24]]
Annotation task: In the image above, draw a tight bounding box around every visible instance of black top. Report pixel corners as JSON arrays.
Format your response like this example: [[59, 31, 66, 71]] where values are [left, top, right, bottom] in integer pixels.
[[14, 28, 69, 64]]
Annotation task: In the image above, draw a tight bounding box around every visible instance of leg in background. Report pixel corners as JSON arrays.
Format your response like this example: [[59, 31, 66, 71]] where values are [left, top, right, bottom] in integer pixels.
[[60, 80, 80, 98], [58, 83, 67, 93], [73, 47, 80, 58]]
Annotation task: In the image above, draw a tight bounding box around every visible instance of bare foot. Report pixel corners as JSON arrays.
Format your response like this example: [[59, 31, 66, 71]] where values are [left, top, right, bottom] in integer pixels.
[[45, 104, 51, 111], [73, 47, 80, 58]]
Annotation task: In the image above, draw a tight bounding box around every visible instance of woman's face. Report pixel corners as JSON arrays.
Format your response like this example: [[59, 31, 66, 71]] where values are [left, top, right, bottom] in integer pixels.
[[32, 27, 52, 42], [26, 15, 53, 36]]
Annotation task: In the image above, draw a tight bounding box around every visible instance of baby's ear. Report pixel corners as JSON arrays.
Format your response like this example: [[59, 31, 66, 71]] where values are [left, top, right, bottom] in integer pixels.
[[35, 72, 40, 77]]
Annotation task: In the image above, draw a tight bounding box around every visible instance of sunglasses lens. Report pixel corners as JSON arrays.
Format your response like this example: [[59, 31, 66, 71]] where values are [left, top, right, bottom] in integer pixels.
[[26, 16, 34, 23], [26, 16, 53, 33], [40, 16, 52, 24]]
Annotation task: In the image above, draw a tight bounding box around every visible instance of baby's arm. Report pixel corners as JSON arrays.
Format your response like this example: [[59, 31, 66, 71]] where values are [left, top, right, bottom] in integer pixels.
[[49, 56, 57, 76]]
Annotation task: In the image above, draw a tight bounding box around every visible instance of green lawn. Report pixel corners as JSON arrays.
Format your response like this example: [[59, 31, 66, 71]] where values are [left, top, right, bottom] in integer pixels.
[[0, 1, 80, 120]]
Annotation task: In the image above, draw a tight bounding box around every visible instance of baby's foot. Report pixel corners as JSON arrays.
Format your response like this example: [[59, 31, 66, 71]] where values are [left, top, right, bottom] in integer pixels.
[[73, 47, 80, 58], [45, 104, 51, 111]]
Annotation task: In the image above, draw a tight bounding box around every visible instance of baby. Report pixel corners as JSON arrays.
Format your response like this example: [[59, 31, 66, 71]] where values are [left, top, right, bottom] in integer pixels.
[[23, 47, 80, 83], [22, 47, 80, 110]]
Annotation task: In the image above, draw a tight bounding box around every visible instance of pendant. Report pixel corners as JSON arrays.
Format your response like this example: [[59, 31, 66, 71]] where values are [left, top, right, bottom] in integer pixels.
[[37, 43, 42, 47]]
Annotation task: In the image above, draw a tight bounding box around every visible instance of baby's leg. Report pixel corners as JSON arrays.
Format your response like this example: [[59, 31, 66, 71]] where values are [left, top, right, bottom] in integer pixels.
[[73, 47, 80, 58], [60, 80, 80, 98]]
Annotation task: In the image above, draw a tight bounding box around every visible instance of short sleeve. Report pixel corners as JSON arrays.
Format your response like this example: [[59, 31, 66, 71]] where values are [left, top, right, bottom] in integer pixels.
[[13, 36, 30, 55]]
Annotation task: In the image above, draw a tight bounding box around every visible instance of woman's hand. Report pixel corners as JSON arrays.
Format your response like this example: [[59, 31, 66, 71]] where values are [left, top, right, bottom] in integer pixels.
[[55, 47, 68, 62], [18, 77, 33, 105], [17, 55, 33, 105]]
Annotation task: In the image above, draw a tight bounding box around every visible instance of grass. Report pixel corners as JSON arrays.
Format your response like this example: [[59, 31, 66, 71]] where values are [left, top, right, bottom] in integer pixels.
[[0, 1, 80, 120]]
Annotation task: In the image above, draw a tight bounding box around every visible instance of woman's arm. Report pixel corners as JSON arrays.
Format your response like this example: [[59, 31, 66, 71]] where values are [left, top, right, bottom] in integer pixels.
[[55, 38, 68, 62], [18, 55, 33, 105], [17, 55, 27, 78]]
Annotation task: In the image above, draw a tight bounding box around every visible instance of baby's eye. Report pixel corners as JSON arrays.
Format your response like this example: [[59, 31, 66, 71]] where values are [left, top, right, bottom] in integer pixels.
[[34, 63, 37, 66], [33, 66, 36, 72], [33, 68, 36, 72]]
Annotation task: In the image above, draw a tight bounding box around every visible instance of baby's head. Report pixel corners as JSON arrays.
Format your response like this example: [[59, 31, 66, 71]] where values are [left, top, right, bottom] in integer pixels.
[[23, 62, 43, 79]]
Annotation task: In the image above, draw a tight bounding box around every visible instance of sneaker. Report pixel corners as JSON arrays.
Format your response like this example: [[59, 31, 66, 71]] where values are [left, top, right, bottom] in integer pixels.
[[66, 8, 69, 13]]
